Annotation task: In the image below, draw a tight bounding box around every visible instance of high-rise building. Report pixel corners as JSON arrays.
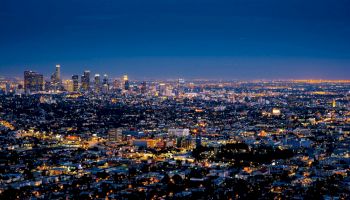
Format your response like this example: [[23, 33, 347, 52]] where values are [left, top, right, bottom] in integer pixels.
[[177, 78, 185, 96], [81, 70, 90, 91], [64, 80, 74, 92], [123, 75, 129, 90], [103, 74, 108, 85], [49, 64, 62, 91], [94, 74, 101, 93], [24, 71, 44, 93], [72, 75, 79, 92], [55, 64, 61, 83], [102, 74, 109, 93], [159, 83, 166, 96]]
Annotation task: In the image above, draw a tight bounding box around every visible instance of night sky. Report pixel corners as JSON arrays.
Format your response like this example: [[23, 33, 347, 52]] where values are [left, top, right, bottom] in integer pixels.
[[1, 0, 350, 80]]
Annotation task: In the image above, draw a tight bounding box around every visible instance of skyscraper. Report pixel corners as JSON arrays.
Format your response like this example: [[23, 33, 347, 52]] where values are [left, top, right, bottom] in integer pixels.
[[102, 74, 109, 93], [159, 83, 166, 96], [55, 64, 61, 83], [81, 70, 90, 91], [103, 74, 108, 85], [123, 75, 129, 90], [24, 71, 44, 93], [94, 74, 101, 93], [50, 64, 61, 91], [72, 75, 79, 92], [177, 78, 185, 96], [64, 80, 74, 92]]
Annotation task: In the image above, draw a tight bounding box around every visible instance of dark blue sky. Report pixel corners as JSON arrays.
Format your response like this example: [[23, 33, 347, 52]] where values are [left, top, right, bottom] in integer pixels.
[[1, 0, 350, 79]]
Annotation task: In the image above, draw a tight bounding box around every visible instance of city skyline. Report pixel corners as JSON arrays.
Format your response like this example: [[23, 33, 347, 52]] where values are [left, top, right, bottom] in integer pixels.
[[1, 0, 350, 79], [1, 60, 350, 81], [2, 1, 350, 199]]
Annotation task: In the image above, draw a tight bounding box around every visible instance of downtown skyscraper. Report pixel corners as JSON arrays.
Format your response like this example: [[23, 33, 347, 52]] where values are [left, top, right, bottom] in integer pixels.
[[24, 71, 44, 93], [72, 75, 79, 92], [94, 74, 101, 93], [81, 70, 90, 91]]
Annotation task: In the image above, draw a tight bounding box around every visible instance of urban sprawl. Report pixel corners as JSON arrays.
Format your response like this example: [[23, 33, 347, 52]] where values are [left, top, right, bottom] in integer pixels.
[[1, 65, 350, 199]]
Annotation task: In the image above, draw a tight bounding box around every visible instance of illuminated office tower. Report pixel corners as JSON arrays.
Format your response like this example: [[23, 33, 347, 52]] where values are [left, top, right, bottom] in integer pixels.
[[50, 64, 61, 84], [123, 75, 129, 90], [102, 74, 108, 85], [24, 71, 44, 93], [49, 64, 61, 91], [64, 80, 74, 92], [159, 83, 166, 96], [177, 78, 185, 96], [72, 75, 79, 92], [81, 70, 90, 91], [55, 64, 61, 83], [102, 74, 109, 93], [94, 74, 101, 93]]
